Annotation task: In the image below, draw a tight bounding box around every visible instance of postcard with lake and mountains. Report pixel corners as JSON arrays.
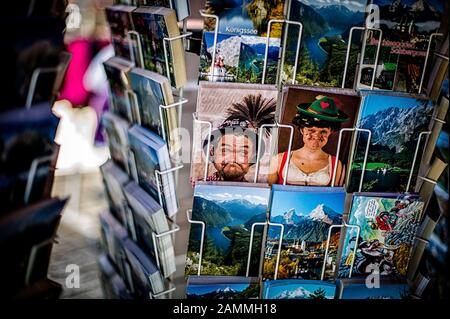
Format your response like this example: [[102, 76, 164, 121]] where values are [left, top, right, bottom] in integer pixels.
[[338, 193, 424, 279], [263, 279, 336, 299], [263, 185, 346, 280], [185, 182, 270, 277], [357, 0, 444, 93], [186, 276, 260, 299], [347, 92, 434, 193], [284, 0, 368, 87], [199, 0, 287, 83]]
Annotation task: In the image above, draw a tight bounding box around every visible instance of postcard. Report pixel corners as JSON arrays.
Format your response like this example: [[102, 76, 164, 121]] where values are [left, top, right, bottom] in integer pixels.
[[186, 276, 260, 299], [0, 102, 60, 213], [263, 279, 336, 299], [123, 237, 166, 298], [0, 198, 68, 291], [132, 6, 186, 88], [357, 0, 444, 92], [286, 0, 367, 87], [105, 5, 137, 61], [98, 254, 133, 299], [185, 182, 270, 277], [128, 68, 181, 160], [128, 125, 178, 216], [0, 101, 59, 175], [269, 85, 360, 187], [99, 210, 130, 277], [103, 57, 134, 121], [263, 185, 346, 280], [190, 82, 277, 184], [198, 0, 286, 83], [100, 160, 130, 226], [141, 0, 190, 21], [347, 92, 434, 192], [338, 193, 424, 278], [336, 277, 410, 299], [123, 181, 176, 278]]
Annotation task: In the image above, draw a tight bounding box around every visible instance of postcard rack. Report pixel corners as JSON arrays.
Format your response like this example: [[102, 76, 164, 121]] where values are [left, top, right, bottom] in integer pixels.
[[25, 66, 62, 108], [186, 207, 362, 283], [125, 23, 191, 171], [101, 5, 194, 298], [154, 165, 184, 212], [25, 236, 58, 286], [127, 148, 183, 214], [149, 281, 177, 299], [185, 209, 205, 277], [191, 117, 298, 185], [121, 251, 176, 299], [123, 200, 180, 277]]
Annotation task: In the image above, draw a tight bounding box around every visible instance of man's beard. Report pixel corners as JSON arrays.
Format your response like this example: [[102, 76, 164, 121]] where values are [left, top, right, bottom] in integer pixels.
[[218, 162, 247, 181]]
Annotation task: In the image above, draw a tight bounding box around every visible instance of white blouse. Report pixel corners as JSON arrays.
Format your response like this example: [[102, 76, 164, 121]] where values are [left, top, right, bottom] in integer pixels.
[[281, 154, 332, 186]]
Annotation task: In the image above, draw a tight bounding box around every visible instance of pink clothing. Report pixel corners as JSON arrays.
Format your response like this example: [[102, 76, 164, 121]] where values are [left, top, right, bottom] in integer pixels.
[[58, 38, 92, 107]]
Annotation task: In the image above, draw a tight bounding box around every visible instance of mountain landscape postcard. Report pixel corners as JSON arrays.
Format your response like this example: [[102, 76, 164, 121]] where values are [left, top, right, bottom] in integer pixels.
[[199, 0, 286, 83], [185, 182, 270, 276], [202, 0, 286, 37], [263, 185, 345, 280], [263, 279, 336, 299], [285, 0, 367, 87], [336, 277, 410, 299], [186, 276, 260, 299], [338, 193, 424, 279], [347, 92, 434, 193], [357, 0, 444, 92]]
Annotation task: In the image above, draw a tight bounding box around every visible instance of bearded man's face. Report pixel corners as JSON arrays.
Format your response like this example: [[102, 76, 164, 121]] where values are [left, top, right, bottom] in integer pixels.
[[212, 134, 255, 181]]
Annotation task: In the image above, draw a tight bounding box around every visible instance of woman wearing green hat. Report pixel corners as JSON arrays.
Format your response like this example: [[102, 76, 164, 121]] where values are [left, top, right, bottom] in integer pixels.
[[268, 95, 349, 186]]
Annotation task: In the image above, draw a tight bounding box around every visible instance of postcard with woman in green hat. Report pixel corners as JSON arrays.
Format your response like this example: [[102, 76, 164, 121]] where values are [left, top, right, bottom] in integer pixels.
[[268, 87, 360, 187]]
